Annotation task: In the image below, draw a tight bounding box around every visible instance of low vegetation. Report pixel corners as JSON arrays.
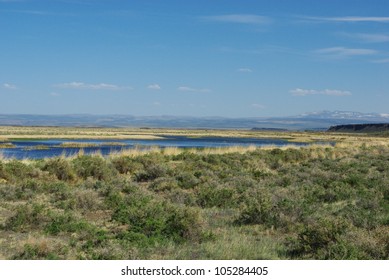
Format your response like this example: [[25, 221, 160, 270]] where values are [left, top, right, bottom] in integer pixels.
[[0, 131, 388, 260]]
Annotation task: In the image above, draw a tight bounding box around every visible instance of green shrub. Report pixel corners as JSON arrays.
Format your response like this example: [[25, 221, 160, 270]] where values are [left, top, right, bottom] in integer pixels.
[[12, 242, 62, 260], [0, 179, 41, 201], [45, 211, 91, 235], [3, 160, 35, 181], [42, 158, 75, 181], [149, 177, 179, 192], [236, 188, 278, 227], [163, 206, 204, 242], [111, 156, 142, 174], [286, 217, 348, 259], [196, 183, 238, 208], [111, 191, 204, 245], [175, 172, 200, 189], [4, 203, 49, 231], [72, 155, 117, 181], [135, 163, 168, 182], [0, 161, 6, 179], [166, 188, 197, 206]]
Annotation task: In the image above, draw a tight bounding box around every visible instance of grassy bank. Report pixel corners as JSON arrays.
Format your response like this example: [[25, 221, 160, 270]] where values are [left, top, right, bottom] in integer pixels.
[[0, 137, 388, 260], [2, 125, 384, 144]]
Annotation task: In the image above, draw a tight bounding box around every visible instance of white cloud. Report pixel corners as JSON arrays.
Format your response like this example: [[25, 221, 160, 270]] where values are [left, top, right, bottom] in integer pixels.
[[314, 47, 377, 58], [2, 83, 17, 90], [50, 92, 61, 97], [178, 86, 211, 93], [302, 16, 389, 23], [147, 84, 161, 90], [237, 68, 253, 73], [290, 88, 352, 96], [345, 33, 389, 43], [201, 14, 270, 24], [251, 103, 265, 109], [54, 82, 132, 91], [372, 58, 389, 63]]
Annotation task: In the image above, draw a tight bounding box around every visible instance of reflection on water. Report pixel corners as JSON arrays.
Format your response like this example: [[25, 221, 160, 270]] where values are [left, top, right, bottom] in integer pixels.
[[0, 136, 309, 159]]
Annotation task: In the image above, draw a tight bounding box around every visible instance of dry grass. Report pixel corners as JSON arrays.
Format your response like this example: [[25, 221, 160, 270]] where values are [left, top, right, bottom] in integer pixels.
[[1, 125, 388, 144]]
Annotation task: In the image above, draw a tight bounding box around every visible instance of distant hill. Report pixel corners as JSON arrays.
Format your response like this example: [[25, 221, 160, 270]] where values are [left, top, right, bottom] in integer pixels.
[[251, 127, 288, 132], [0, 111, 389, 130], [328, 123, 389, 133]]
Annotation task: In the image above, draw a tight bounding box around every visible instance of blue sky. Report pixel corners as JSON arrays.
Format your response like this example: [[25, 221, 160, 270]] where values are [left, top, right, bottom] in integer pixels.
[[0, 0, 388, 117]]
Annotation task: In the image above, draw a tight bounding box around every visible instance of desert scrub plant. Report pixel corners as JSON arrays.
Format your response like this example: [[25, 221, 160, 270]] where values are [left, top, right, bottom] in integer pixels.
[[12, 239, 67, 260], [42, 157, 75, 181], [236, 188, 279, 227], [134, 162, 169, 182], [111, 188, 205, 245], [111, 156, 142, 174], [0, 160, 6, 179], [196, 182, 238, 208], [2, 160, 35, 182], [44, 211, 91, 235], [72, 155, 117, 181], [4, 203, 50, 232], [175, 171, 200, 189], [149, 177, 179, 192], [0, 178, 42, 201], [53, 187, 104, 212], [162, 206, 204, 242], [285, 217, 349, 259], [165, 188, 197, 206]]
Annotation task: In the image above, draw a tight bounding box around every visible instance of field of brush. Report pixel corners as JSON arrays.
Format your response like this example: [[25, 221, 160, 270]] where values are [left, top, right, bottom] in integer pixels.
[[0, 126, 388, 259]]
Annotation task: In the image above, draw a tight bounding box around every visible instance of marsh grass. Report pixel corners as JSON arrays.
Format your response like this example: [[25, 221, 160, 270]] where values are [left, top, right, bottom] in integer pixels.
[[0, 143, 16, 148], [23, 145, 50, 150]]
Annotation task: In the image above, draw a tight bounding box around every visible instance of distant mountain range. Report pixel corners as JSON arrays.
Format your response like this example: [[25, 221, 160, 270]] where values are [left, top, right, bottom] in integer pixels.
[[0, 111, 388, 130]]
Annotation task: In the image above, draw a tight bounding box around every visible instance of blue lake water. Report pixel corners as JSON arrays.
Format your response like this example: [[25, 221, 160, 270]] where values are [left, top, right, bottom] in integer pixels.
[[0, 136, 310, 159]]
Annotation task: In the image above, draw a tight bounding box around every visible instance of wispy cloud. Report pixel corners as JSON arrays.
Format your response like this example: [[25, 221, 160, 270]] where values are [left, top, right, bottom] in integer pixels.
[[251, 103, 265, 109], [147, 84, 161, 90], [1, 9, 76, 16], [50, 92, 61, 97], [372, 58, 389, 63], [178, 86, 211, 93], [290, 88, 352, 96], [2, 83, 17, 90], [302, 16, 389, 23], [54, 82, 132, 91], [342, 32, 389, 43], [314, 46, 377, 59], [237, 68, 253, 73], [201, 14, 271, 24]]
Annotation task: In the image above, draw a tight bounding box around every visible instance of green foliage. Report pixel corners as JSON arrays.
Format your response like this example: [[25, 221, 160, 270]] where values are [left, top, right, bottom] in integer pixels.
[[196, 183, 238, 208], [0, 161, 6, 179], [236, 188, 278, 227], [4, 203, 49, 231], [286, 218, 349, 259], [111, 156, 142, 174], [12, 243, 61, 260], [135, 163, 168, 182], [72, 155, 117, 180], [42, 158, 75, 181], [2, 160, 36, 181], [149, 177, 179, 192], [45, 211, 91, 235], [175, 172, 200, 189], [1, 142, 389, 260]]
